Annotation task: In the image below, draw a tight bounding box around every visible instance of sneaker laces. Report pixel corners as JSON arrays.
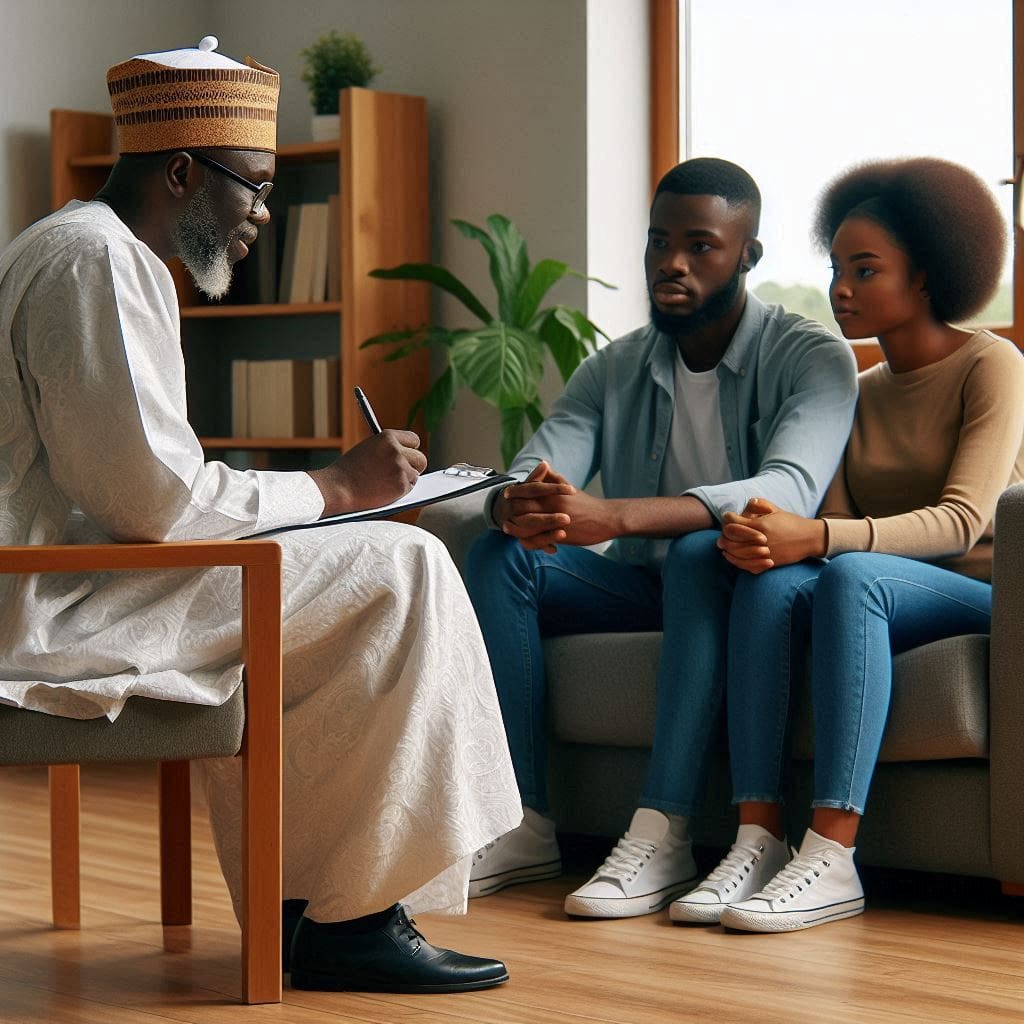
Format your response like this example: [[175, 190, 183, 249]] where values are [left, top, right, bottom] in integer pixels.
[[759, 849, 829, 900], [474, 835, 502, 862], [594, 832, 658, 883], [700, 840, 763, 893]]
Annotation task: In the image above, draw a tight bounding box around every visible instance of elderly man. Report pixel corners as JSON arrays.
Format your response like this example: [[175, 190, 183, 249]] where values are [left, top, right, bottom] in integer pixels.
[[0, 38, 520, 994]]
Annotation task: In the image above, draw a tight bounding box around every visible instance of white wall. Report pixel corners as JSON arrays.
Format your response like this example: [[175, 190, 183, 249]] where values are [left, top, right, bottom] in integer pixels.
[[586, 0, 650, 342], [1, 0, 651, 468], [0, 0, 209, 246], [219, 0, 592, 467]]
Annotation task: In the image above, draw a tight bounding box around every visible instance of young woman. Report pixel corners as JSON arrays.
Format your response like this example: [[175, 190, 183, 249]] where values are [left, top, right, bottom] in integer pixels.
[[670, 157, 1024, 932]]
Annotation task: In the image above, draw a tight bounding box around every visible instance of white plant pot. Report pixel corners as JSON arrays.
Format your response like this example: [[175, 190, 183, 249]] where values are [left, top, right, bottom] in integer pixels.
[[311, 113, 339, 142]]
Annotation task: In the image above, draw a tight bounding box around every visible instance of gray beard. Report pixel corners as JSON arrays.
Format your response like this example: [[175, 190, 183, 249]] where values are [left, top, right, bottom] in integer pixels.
[[173, 183, 236, 300]]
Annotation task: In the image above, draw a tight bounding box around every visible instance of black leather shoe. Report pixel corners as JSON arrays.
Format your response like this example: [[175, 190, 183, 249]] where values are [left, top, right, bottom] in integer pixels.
[[289, 903, 509, 993], [282, 899, 309, 972]]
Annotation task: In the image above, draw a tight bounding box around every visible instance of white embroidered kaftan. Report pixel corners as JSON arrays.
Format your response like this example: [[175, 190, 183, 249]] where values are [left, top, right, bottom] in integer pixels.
[[0, 201, 521, 919]]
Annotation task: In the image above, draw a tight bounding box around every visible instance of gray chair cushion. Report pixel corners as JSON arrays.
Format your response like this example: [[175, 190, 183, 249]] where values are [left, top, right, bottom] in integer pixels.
[[0, 685, 245, 765], [547, 631, 989, 762]]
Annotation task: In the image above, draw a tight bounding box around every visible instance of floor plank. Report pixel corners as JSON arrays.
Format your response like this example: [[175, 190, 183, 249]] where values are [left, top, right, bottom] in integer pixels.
[[1, 764, 1022, 1023]]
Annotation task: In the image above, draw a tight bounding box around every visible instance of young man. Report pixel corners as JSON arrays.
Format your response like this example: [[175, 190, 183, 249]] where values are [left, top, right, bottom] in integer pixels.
[[465, 158, 858, 920], [0, 38, 520, 993]]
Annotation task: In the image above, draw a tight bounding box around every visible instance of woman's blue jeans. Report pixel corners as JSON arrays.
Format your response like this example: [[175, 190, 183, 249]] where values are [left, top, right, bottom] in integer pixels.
[[465, 529, 733, 816], [727, 552, 993, 815]]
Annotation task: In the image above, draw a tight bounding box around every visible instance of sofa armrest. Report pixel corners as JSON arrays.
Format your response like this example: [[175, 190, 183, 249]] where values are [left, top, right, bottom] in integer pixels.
[[989, 483, 1024, 883], [416, 489, 493, 576]]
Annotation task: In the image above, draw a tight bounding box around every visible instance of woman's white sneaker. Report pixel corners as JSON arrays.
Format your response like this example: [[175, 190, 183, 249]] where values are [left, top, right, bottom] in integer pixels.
[[563, 808, 698, 919], [669, 824, 790, 924], [468, 807, 562, 898], [719, 828, 865, 932]]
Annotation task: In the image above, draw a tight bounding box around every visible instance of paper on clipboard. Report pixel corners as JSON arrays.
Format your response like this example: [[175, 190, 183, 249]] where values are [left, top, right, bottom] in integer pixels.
[[251, 463, 514, 536]]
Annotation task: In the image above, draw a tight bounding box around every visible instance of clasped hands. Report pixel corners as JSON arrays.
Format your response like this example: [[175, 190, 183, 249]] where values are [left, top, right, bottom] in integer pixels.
[[718, 497, 827, 574], [494, 461, 616, 554]]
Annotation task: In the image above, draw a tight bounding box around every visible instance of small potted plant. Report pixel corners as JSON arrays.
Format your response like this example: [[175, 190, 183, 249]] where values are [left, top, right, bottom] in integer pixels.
[[300, 31, 379, 141]]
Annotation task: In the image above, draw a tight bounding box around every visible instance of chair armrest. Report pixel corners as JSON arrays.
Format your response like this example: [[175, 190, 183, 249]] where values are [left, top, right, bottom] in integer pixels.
[[0, 539, 281, 574], [416, 490, 492, 576], [989, 483, 1024, 882]]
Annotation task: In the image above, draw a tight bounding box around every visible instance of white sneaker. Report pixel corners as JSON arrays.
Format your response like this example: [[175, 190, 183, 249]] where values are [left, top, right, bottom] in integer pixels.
[[563, 808, 698, 919], [468, 807, 562, 898], [720, 828, 865, 932], [669, 824, 790, 924]]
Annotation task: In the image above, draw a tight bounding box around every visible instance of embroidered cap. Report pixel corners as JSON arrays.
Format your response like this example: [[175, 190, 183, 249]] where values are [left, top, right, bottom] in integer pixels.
[[106, 36, 279, 154]]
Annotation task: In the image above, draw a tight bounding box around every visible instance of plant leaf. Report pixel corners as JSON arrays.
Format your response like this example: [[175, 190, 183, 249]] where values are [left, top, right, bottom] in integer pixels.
[[517, 258, 572, 325], [370, 262, 492, 323], [536, 307, 595, 383], [419, 365, 457, 433], [454, 216, 530, 325], [524, 401, 545, 432], [450, 323, 544, 410], [499, 407, 527, 470]]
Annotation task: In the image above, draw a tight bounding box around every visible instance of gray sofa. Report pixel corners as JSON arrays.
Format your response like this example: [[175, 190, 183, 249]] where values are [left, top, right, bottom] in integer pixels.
[[418, 484, 1024, 889]]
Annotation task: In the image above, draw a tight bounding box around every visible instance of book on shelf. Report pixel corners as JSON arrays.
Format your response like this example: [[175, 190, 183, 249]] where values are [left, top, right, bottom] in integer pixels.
[[282, 202, 329, 304], [326, 193, 340, 302], [231, 359, 248, 437], [252, 218, 277, 305], [277, 205, 302, 304], [312, 357, 340, 437], [246, 359, 315, 437]]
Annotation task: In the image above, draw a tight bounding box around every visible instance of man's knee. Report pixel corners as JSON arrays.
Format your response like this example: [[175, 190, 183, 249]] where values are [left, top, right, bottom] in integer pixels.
[[662, 529, 726, 584], [466, 529, 525, 589]]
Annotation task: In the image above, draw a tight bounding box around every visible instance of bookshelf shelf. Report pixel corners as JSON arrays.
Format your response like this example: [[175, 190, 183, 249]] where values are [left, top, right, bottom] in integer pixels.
[[181, 301, 342, 319], [200, 437, 344, 450], [51, 90, 429, 458]]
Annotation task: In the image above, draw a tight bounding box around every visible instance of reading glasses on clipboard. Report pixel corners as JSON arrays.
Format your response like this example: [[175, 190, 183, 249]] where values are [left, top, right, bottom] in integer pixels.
[[443, 463, 498, 479]]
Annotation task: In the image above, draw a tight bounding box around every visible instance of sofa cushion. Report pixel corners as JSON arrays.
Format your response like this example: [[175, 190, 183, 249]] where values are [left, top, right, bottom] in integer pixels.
[[545, 631, 989, 762]]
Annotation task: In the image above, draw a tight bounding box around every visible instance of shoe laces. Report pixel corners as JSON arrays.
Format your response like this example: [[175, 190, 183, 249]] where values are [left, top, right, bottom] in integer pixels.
[[759, 849, 829, 901], [595, 832, 658, 883], [394, 906, 423, 952], [702, 840, 764, 893]]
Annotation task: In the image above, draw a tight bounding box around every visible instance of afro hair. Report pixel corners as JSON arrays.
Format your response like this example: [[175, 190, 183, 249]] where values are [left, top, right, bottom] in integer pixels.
[[812, 157, 1006, 324]]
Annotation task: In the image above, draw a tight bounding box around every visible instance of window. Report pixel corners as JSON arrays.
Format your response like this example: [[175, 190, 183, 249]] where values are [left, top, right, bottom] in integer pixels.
[[651, 0, 1021, 357]]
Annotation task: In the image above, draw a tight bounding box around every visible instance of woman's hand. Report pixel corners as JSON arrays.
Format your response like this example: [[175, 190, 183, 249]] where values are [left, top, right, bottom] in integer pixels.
[[718, 497, 827, 573]]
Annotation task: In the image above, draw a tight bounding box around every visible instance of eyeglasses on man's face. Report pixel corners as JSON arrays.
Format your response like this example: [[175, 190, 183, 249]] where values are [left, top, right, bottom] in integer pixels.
[[189, 152, 273, 218]]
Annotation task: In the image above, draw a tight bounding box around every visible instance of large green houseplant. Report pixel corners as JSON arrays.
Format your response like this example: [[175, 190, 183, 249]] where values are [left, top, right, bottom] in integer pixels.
[[363, 214, 614, 468]]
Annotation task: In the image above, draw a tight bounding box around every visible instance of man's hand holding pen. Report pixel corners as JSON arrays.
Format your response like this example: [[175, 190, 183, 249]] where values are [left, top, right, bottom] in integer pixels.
[[308, 387, 426, 518]]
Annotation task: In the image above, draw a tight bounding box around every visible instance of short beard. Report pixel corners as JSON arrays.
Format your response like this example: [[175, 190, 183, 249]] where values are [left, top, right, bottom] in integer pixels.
[[172, 183, 236, 300], [649, 258, 744, 338]]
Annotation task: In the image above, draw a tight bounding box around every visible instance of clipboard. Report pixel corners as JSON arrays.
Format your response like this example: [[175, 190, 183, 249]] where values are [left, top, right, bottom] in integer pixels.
[[252, 463, 514, 536]]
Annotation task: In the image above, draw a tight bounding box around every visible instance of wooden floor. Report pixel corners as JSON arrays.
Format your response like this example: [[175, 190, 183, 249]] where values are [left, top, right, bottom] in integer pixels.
[[1, 765, 1022, 1024]]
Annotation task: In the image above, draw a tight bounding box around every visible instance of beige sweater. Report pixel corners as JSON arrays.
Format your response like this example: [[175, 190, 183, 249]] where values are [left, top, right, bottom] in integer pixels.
[[821, 330, 1024, 563]]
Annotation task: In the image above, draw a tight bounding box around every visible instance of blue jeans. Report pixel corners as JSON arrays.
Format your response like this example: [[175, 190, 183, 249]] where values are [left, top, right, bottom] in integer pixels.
[[726, 553, 993, 815], [465, 529, 733, 815]]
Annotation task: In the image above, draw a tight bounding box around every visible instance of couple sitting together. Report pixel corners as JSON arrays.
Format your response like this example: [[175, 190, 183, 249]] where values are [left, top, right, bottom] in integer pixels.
[[465, 153, 1024, 933], [0, 35, 1020, 999]]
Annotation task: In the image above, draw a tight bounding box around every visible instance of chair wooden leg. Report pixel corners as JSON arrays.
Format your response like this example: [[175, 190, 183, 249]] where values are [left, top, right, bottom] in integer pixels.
[[1002, 881, 1024, 897], [159, 760, 192, 926], [240, 562, 282, 1004], [48, 764, 81, 929]]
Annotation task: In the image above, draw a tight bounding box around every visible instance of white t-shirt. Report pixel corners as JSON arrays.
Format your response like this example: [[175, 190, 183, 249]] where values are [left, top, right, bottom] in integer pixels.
[[659, 346, 732, 497]]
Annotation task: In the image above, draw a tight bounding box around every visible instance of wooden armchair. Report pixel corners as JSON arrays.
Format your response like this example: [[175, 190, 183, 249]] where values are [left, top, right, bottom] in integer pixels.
[[0, 539, 283, 1004]]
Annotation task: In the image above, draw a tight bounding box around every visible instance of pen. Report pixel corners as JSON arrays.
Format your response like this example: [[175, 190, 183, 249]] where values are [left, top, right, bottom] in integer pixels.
[[354, 386, 382, 434]]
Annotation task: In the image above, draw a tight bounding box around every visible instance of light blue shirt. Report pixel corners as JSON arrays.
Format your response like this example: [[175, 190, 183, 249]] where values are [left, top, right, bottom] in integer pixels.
[[507, 294, 858, 568]]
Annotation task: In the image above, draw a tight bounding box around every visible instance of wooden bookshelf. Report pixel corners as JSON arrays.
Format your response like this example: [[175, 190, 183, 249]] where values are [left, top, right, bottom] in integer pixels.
[[50, 89, 429, 459]]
